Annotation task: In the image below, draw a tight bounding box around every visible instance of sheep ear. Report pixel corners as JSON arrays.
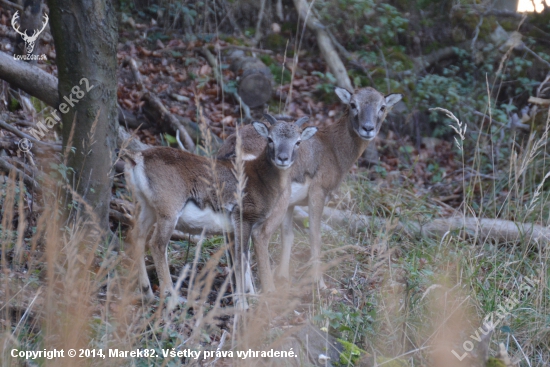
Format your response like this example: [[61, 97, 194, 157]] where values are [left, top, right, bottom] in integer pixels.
[[295, 116, 309, 127], [335, 87, 352, 104], [301, 126, 318, 141], [263, 113, 279, 125], [385, 93, 403, 108], [252, 121, 269, 138]]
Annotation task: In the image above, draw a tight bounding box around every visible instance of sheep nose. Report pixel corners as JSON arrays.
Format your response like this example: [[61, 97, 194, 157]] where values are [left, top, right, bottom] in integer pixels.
[[362, 125, 374, 133], [277, 153, 289, 164]]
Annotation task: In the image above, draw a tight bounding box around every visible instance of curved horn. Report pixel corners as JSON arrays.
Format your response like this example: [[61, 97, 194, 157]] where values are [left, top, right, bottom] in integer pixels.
[[295, 116, 309, 127], [263, 113, 279, 125]]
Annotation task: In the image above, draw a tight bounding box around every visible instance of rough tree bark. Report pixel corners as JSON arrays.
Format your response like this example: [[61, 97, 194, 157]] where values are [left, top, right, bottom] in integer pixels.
[[47, 0, 118, 230]]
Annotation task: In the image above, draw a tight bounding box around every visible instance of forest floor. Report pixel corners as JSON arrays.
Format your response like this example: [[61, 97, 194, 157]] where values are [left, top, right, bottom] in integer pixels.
[[0, 3, 549, 367]]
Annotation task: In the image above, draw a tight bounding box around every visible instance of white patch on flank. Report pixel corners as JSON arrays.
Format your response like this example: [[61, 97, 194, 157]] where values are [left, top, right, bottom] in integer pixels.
[[241, 153, 257, 161], [177, 201, 232, 234], [290, 178, 311, 204], [127, 155, 155, 203]]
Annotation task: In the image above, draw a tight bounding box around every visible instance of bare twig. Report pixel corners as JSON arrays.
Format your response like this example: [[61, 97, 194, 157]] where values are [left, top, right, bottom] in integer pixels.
[[219, 0, 242, 36], [176, 129, 186, 151], [123, 57, 143, 91], [199, 47, 251, 120], [252, 0, 267, 46], [0, 157, 41, 193], [142, 92, 196, 152], [292, 0, 353, 91], [0, 119, 62, 152], [276, 0, 284, 21], [523, 45, 550, 69]]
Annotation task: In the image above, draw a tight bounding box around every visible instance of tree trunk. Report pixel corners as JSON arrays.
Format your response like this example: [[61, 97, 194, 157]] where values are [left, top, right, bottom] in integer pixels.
[[47, 0, 118, 230]]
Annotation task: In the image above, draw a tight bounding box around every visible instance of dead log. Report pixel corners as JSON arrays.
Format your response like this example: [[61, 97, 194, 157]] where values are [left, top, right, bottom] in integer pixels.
[[0, 50, 59, 108], [295, 206, 550, 247], [292, 0, 353, 91], [229, 51, 273, 108], [109, 199, 201, 243], [141, 92, 195, 152], [0, 51, 192, 149]]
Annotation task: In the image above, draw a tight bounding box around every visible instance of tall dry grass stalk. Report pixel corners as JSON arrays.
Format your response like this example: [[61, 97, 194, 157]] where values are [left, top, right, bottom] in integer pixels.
[[1, 75, 547, 367]]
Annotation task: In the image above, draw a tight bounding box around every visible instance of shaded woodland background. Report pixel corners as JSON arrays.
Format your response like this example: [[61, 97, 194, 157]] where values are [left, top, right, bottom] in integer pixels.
[[0, 0, 549, 366]]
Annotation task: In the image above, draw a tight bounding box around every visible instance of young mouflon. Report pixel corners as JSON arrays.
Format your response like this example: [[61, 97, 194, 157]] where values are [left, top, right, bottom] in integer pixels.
[[124, 116, 317, 308], [216, 87, 402, 290]]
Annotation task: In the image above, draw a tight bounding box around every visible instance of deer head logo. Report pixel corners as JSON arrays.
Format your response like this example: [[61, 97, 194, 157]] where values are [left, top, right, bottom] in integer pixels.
[[12, 11, 48, 55]]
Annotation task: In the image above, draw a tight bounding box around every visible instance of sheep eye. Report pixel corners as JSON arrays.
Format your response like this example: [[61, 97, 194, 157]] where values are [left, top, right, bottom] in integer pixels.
[[268, 137, 274, 144], [350, 102, 357, 109], [295, 140, 301, 146], [380, 105, 386, 113]]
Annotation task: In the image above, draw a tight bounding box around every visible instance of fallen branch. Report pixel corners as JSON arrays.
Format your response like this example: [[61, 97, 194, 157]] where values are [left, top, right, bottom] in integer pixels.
[[122, 57, 212, 147], [295, 206, 550, 247], [1, 0, 23, 11], [0, 157, 41, 193], [413, 42, 470, 71], [0, 50, 151, 149], [0, 119, 62, 152], [123, 57, 144, 91], [0, 51, 59, 108], [528, 96, 550, 106], [251, 0, 267, 46], [141, 92, 195, 152], [109, 209, 132, 226], [292, 0, 353, 91]]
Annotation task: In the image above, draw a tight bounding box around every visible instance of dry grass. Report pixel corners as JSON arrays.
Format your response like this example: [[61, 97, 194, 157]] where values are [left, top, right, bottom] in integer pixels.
[[0, 99, 548, 367]]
